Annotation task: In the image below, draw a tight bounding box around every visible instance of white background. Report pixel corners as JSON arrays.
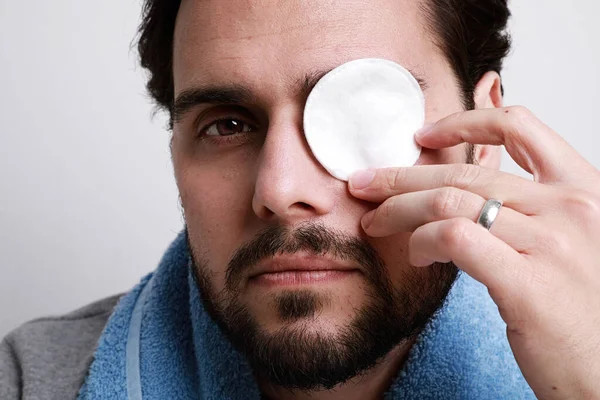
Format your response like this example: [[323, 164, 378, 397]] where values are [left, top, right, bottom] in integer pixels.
[[1, 1, 599, 338]]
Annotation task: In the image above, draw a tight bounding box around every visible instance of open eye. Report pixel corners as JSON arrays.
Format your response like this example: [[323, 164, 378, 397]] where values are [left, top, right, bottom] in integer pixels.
[[203, 118, 256, 137]]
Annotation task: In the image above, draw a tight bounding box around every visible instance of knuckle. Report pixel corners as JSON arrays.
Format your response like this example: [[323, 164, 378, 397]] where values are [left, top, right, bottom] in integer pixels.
[[432, 187, 463, 219], [451, 109, 470, 125], [449, 164, 481, 191], [389, 168, 406, 191], [561, 190, 600, 222], [503, 105, 535, 136], [542, 231, 572, 256], [380, 197, 397, 220], [505, 105, 534, 122], [440, 218, 473, 249]]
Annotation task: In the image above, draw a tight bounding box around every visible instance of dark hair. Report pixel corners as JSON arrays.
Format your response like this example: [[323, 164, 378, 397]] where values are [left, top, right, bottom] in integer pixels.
[[137, 0, 511, 125]]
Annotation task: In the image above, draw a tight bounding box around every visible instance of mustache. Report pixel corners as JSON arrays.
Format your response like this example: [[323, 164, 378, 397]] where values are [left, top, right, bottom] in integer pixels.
[[225, 222, 386, 290]]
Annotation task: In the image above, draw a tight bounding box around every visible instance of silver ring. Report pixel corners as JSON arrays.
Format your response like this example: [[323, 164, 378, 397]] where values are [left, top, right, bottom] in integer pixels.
[[477, 199, 503, 230]]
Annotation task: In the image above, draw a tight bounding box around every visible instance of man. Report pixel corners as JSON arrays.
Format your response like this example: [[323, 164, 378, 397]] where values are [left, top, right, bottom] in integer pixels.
[[2, 0, 599, 399]]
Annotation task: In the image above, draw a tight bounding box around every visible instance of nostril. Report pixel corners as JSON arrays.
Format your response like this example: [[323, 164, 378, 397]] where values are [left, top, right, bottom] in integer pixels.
[[297, 202, 312, 210], [257, 202, 315, 222]]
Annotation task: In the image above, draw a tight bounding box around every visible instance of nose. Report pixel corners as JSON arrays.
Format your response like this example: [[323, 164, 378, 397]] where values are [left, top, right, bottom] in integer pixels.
[[252, 107, 338, 223]]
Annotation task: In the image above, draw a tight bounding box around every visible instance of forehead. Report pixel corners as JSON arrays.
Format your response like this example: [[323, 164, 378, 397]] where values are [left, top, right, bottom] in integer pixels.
[[173, 0, 439, 101]]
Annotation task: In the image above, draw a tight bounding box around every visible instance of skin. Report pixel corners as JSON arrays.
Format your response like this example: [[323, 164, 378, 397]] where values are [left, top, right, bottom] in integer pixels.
[[351, 107, 600, 399], [170, 0, 600, 399]]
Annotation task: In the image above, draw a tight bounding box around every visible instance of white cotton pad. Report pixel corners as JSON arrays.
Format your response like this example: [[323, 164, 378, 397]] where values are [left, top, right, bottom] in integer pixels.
[[303, 58, 425, 181]]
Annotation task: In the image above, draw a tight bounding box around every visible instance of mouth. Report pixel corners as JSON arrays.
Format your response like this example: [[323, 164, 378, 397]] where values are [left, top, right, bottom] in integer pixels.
[[248, 254, 360, 286]]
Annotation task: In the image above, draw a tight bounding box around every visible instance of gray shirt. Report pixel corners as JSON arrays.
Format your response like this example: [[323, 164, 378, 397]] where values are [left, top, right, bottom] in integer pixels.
[[0, 294, 122, 400]]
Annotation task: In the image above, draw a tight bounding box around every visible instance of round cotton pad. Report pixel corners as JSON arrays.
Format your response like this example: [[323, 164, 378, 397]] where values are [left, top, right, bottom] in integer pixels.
[[303, 58, 425, 181]]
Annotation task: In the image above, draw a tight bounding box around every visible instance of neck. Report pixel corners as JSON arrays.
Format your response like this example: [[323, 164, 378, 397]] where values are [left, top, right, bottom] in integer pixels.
[[258, 338, 416, 400]]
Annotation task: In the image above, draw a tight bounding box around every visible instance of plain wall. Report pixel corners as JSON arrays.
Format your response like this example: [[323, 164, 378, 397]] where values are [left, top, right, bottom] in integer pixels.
[[1, 0, 599, 338]]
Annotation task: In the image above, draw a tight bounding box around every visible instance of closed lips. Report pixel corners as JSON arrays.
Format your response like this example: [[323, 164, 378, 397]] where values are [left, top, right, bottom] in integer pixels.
[[249, 255, 359, 278]]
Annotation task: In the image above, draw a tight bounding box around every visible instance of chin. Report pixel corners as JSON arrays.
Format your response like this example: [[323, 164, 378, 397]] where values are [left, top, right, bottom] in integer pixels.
[[244, 284, 367, 330]]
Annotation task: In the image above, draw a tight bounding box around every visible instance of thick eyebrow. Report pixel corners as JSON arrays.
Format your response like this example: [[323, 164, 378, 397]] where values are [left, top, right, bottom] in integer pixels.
[[298, 69, 332, 99], [172, 85, 255, 124], [412, 72, 430, 92], [172, 67, 429, 123], [298, 67, 430, 98]]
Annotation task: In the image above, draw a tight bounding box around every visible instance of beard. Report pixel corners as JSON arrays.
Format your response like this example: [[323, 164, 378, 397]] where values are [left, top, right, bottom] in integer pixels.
[[187, 222, 458, 391]]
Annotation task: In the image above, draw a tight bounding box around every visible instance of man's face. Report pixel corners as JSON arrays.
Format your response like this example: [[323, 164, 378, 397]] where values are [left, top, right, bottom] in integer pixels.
[[171, 0, 468, 390]]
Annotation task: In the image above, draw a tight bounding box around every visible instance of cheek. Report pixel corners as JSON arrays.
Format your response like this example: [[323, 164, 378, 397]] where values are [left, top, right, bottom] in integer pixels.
[[173, 133, 258, 222], [417, 145, 470, 165], [374, 233, 442, 291], [371, 232, 416, 283], [173, 144, 258, 282], [416, 85, 471, 166], [416, 62, 470, 166]]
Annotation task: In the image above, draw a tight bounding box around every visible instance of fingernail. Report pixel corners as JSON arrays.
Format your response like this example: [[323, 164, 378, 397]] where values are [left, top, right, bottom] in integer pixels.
[[361, 210, 375, 230], [415, 123, 435, 138], [349, 170, 375, 190]]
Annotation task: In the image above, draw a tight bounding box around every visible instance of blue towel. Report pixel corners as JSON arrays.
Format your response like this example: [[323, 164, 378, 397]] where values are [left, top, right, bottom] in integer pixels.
[[77, 229, 535, 399]]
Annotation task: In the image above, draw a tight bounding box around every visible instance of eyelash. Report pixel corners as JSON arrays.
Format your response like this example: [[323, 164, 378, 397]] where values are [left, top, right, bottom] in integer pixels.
[[195, 115, 258, 145]]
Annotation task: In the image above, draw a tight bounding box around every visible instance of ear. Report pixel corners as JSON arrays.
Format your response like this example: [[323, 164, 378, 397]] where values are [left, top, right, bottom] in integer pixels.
[[474, 70, 503, 109], [472, 71, 504, 170]]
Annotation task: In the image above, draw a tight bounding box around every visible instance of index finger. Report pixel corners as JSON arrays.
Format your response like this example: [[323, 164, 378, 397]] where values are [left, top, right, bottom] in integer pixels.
[[415, 106, 591, 184]]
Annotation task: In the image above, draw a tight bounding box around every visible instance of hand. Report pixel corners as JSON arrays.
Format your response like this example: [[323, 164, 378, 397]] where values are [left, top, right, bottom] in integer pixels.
[[348, 106, 600, 399]]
